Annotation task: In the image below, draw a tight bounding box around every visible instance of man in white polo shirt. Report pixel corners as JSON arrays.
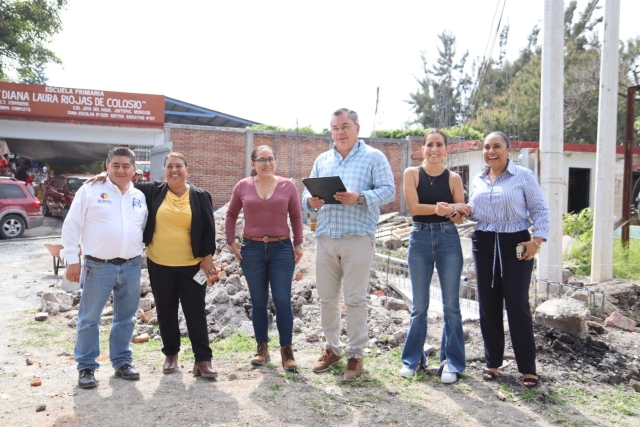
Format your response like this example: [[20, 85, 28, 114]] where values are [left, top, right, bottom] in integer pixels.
[[61, 147, 148, 389]]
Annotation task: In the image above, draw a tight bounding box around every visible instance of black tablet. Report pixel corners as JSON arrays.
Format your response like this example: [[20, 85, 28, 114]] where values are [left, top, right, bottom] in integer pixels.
[[302, 176, 347, 204]]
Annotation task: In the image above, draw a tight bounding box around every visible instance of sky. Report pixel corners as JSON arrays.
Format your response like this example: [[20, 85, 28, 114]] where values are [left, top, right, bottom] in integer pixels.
[[43, 0, 640, 137]]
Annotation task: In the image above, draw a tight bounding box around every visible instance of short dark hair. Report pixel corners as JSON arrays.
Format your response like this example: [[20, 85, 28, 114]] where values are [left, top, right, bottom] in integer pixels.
[[487, 131, 510, 148], [106, 147, 136, 165], [332, 108, 359, 125]]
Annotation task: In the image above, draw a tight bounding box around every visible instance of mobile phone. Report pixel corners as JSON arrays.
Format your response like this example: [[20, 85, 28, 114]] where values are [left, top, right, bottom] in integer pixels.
[[193, 269, 207, 285], [516, 244, 525, 259]]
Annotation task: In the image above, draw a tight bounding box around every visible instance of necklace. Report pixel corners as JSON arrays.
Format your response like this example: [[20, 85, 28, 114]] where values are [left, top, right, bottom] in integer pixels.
[[423, 166, 445, 185], [254, 176, 277, 199]]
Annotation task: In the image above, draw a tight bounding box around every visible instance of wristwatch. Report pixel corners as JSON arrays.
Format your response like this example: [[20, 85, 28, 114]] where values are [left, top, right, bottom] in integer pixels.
[[358, 193, 365, 205]]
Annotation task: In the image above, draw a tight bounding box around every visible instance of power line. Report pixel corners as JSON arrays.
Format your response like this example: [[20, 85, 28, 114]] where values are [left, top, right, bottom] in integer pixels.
[[465, 0, 508, 127]]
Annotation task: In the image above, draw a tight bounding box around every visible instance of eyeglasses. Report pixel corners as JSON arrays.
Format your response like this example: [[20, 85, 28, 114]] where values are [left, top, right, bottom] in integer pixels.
[[331, 125, 353, 133], [254, 157, 276, 164]]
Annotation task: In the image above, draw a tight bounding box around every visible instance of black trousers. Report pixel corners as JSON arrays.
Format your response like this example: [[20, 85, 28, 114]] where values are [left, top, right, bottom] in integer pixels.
[[147, 258, 212, 362], [472, 229, 536, 374]]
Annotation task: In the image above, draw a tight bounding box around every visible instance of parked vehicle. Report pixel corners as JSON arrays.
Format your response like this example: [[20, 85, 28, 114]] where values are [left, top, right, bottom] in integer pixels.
[[0, 177, 44, 238], [43, 174, 92, 220], [136, 161, 151, 182]]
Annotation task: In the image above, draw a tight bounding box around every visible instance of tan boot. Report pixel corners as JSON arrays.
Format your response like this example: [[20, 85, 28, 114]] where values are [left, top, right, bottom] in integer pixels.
[[311, 348, 342, 373], [251, 342, 270, 365], [280, 345, 297, 372], [343, 356, 364, 381]]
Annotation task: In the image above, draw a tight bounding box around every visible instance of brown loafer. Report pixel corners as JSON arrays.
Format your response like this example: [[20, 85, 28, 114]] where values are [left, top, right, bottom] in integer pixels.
[[193, 361, 217, 379], [163, 354, 179, 374]]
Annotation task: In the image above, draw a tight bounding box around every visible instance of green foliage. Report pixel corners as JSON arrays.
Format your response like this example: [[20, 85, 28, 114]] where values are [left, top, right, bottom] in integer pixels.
[[371, 128, 430, 139], [247, 124, 319, 134], [407, 31, 470, 129], [563, 207, 594, 239], [612, 238, 640, 280], [420, 0, 640, 144], [563, 207, 640, 279], [210, 332, 256, 358], [20, 63, 48, 85], [563, 208, 594, 275], [0, 0, 68, 81], [47, 161, 104, 175], [371, 125, 483, 141]]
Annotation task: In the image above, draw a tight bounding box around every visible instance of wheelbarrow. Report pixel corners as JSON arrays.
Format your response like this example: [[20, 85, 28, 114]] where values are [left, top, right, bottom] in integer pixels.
[[44, 243, 81, 276]]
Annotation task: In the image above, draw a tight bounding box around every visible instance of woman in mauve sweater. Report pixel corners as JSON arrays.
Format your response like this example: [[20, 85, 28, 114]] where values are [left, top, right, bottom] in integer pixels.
[[225, 145, 304, 372]]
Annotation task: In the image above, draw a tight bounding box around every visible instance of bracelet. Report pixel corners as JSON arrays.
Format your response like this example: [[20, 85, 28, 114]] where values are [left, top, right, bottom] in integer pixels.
[[532, 239, 541, 248]]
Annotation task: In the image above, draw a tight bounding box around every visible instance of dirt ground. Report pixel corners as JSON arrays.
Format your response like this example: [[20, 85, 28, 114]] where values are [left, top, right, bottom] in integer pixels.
[[0, 237, 639, 427]]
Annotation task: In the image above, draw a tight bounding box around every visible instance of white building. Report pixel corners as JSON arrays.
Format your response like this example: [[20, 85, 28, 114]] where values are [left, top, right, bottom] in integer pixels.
[[411, 140, 640, 217]]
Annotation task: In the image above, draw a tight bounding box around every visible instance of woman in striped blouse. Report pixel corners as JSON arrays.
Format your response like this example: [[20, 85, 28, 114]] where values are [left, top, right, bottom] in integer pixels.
[[467, 131, 550, 388]]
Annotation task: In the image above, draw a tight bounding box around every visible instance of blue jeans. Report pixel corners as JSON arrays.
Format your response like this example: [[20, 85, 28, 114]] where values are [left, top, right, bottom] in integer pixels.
[[401, 222, 465, 373], [75, 256, 141, 371], [240, 238, 295, 346]]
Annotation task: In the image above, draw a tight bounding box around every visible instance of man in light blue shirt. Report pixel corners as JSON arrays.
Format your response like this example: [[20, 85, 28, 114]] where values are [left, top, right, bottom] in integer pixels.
[[302, 108, 395, 380]]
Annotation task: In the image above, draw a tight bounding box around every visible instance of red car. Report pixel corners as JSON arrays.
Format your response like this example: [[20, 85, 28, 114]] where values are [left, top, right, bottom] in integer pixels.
[[43, 174, 92, 220], [0, 177, 44, 238]]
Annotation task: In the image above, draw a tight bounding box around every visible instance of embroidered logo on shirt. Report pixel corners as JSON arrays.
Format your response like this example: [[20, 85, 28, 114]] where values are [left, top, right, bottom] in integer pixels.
[[132, 198, 142, 209], [97, 192, 112, 204]]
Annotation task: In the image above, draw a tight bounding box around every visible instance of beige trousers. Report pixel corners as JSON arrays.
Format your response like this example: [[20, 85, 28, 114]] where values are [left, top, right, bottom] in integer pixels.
[[316, 234, 374, 359]]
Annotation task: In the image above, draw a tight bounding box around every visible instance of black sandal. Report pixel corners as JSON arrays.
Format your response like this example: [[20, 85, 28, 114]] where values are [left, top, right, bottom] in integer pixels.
[[522, 375, 538, 388], [482, 369, 498, 381]]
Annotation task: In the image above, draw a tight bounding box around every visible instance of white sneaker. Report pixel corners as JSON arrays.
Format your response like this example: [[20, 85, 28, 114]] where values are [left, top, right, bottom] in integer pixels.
[[399, 366, 416, 378], [440, 361, 457, 384]]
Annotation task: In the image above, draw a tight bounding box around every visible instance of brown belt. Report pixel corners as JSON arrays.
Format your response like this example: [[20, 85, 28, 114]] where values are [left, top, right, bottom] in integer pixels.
[[243, 234, 290, 242]]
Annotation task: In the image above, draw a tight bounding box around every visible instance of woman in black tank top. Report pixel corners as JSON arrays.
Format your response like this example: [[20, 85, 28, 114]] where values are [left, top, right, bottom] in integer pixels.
[[399, 129, 470, 383]]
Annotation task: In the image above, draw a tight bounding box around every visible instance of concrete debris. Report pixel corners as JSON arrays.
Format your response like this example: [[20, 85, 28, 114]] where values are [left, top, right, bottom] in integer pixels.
[[139, 310, 154, 323], [534, 297, 590, 338], [138, 297, 153, 312], [385, 297, 407, 312], [237, 321, 255, 338], [42, 301, 59, 316], [604, 311, 638, 332], [133, 333, 150, 343], [34, 312, 49, 322]]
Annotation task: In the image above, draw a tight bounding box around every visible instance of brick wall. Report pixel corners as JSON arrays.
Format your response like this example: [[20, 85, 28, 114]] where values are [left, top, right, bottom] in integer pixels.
[[167, 125, 407, 213]]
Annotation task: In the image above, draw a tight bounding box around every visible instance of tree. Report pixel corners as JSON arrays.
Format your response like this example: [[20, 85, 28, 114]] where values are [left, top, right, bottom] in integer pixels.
[[0, 0, 67, 81], [407, 31, 469, 129], [20, 63, 48, 85], [464, 0, 640, 144]]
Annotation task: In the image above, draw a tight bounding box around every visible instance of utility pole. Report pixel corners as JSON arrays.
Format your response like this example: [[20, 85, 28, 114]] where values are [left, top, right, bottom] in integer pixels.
[[591, 0, 621, 282], [538, 0, 564, 284]]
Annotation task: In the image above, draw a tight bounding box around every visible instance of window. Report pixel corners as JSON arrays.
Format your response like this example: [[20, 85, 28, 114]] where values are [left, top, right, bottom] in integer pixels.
[[67, 178, 87, 193], [0, 183, 27, 199]]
